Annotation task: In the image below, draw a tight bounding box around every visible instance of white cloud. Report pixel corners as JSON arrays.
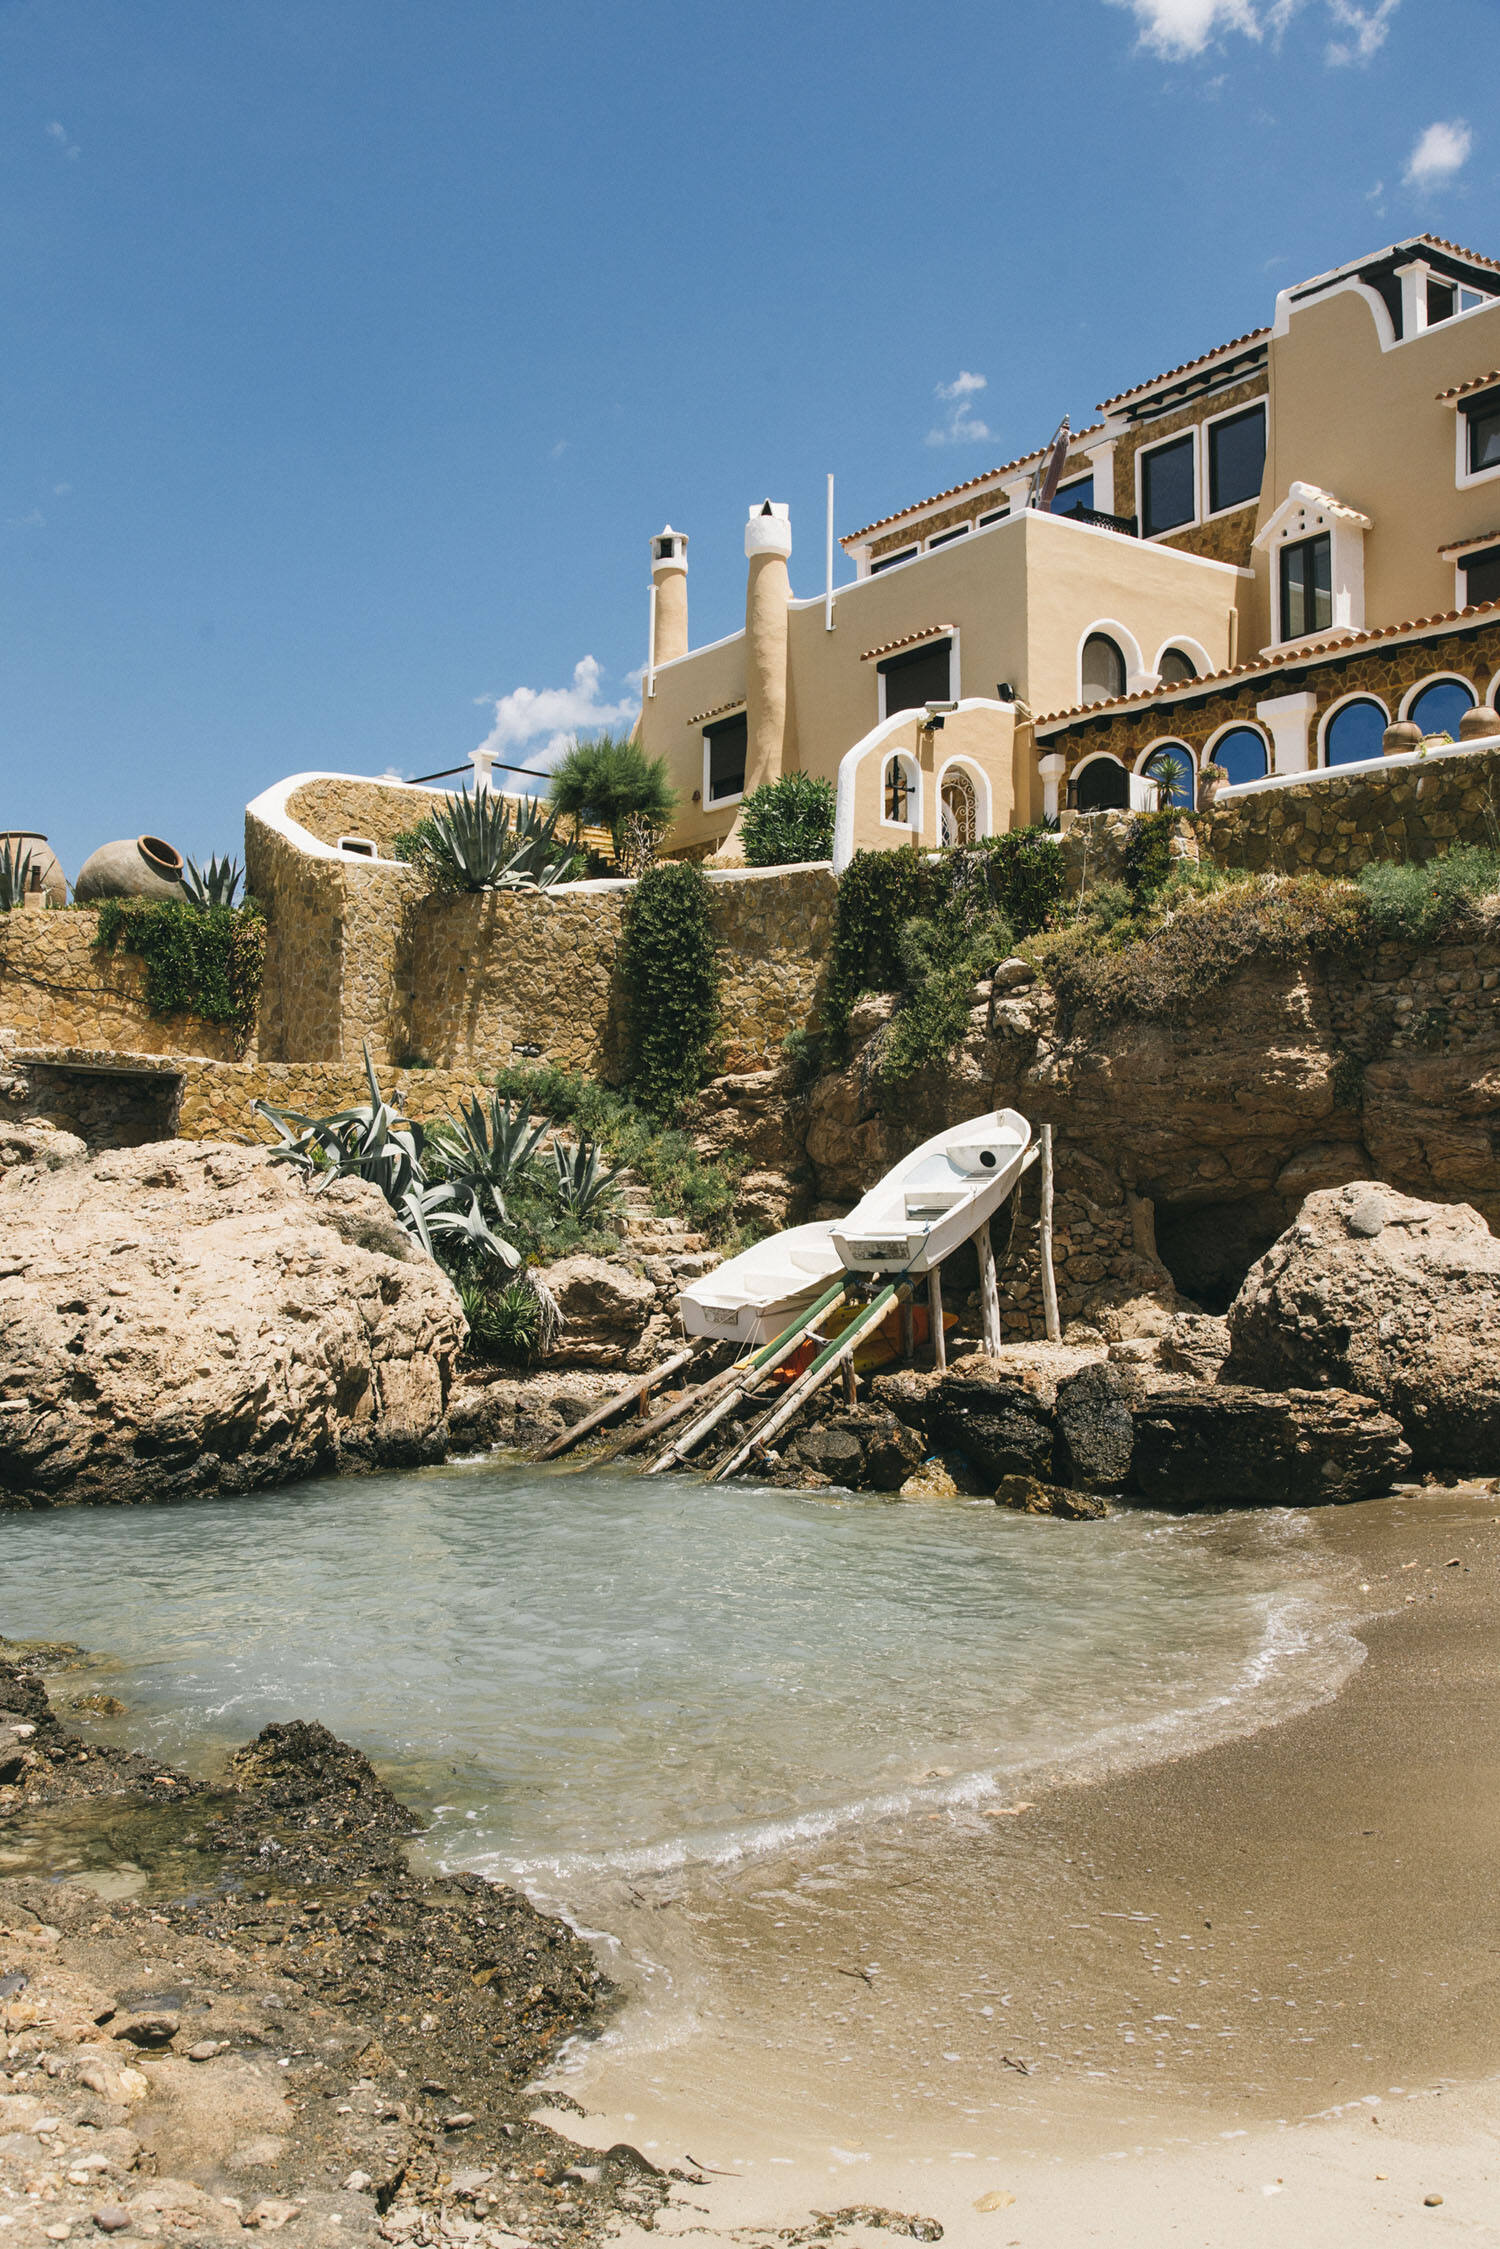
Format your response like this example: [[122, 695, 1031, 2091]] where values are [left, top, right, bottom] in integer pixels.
[[9, 508, 44, 529], [472, 655, 637, 774], [1404, 118, 1472, 191], [927, 370, 992, 447], [52, 482, 71, 496], [45, 119, 79, 159], [1325, 0, 1398, 64]]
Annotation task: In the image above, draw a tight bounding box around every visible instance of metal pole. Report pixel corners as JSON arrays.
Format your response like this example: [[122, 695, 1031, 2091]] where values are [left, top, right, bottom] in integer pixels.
[[976, 1226, 1003, 1356], [928, 1264, 947, 1372], [646, 583, 658, 699], [1040, 1124, 1061, 1343], [825, 473, 835, 631]]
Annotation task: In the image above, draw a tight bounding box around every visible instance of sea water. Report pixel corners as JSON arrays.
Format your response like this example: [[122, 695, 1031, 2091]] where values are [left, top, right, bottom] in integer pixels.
[[0, 1456, 1355, 1908]]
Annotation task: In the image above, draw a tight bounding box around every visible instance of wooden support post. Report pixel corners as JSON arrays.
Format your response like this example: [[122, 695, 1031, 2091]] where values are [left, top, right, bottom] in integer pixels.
[[976, 1226, 1003, 1357], [1040, 1123, 1061, 1344], [928, 1264, 947, 1372], [533, 1344, 698, 1460], [900, 1290, 916, 1365], [842, 1355, 858, 1405]]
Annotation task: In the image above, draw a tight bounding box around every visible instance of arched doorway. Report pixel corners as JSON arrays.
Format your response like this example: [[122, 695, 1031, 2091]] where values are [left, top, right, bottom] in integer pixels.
[[940, 768, 977, 846], [1073, 756, 1129, 811]]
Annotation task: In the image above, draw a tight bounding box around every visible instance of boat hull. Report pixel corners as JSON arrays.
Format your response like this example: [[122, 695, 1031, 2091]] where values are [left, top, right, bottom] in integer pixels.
[[677, 1221, 844, 1350], [831, 1110, 1032, 1277]]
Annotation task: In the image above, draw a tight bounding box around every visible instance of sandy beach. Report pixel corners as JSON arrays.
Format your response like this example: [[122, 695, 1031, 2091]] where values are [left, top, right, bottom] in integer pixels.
[[532, 1481, 1500, 2244]]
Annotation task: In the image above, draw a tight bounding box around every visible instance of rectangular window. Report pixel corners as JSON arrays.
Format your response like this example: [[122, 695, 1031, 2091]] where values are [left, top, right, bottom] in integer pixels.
[[703, 711, 747, 804], [1207, 403, 1266, 514], [1464, 390, 1500, 475], [1050, 475, 1093, 518], [1462, 543, 1500, 605], [1141, 433, 1196, 536], [1427, 279, 1456, 325], [870, 544, 918, 574], [1279, 533, 1332, 639], [926, 524, 970, 549], [977, 505, 1008, 527], [878, 636, 953, 717]]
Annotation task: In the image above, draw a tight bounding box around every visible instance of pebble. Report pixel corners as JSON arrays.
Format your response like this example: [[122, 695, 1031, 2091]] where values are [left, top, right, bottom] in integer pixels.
[[442, 2113, 476, 2131], [187, 2041, 224, 2062], [1425, 2193, 1444, 2206], [342, 2174, 373, 2195], [113, 2012, 179, 2048], [974, 2188, 1016, 2211], [93, 2211, 131, 2236], [246, 2200, 301, 2232]]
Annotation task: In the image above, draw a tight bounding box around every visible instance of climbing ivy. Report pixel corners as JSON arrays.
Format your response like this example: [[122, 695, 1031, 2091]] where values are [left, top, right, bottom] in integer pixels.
[[1122, 811, 1184, 908], [95, 899, 265, 1050], [618, 860, 721, 1114], [825, 846, 940, 1037]]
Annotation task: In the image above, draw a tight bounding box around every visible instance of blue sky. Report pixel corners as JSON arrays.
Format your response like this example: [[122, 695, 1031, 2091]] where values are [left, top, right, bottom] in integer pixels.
[[2, 0, 1494, 878]]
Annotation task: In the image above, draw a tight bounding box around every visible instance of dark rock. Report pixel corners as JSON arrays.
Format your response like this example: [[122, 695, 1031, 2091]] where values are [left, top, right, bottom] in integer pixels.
[[1132, 1383, 1411, 1507], [113, 2012, 179, 2047], [790, 1406, 924, 1493], [1225, 1183, 1500, 1471], [93, 2208, 132, 2234], [995, 1475, 1108, 1520], [930, 1373, 1055, 1484], [1053, 1363, 1136, 1488]]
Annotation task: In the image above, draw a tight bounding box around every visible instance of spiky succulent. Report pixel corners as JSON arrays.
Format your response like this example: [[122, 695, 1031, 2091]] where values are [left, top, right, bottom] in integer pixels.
[[0, 840, 35, 912], [182, 853, 244, 909]]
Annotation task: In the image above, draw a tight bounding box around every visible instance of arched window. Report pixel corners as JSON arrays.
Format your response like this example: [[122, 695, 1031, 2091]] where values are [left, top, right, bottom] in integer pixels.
[[1081, 634, 1126, 705], [1408, 677, 1475, 739], [1142, 742, 1195, 809], [1324, 698, 1388, 768], [1210, 725, 1269, 786], [1158, 646, 1198, 686], [1073, 756, 1130, 811], [884, 756, 913, 824], [940, 768, 977, 847]]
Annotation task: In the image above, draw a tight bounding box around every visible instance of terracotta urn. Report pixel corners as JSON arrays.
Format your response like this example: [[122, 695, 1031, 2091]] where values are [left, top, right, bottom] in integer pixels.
[[1382, 720, 1422, 757], [74, 835, 185, 903], [0, 831, 67, 906]]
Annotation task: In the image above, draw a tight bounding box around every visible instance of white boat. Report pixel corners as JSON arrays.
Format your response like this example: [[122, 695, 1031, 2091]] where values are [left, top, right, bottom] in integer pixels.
[[830, 1109, 1032, 1277], [677, 1221, 845, 1349]]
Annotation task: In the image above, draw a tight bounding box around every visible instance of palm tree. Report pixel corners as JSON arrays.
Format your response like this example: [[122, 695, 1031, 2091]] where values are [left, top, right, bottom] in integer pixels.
[[548, 734, 677, 860]]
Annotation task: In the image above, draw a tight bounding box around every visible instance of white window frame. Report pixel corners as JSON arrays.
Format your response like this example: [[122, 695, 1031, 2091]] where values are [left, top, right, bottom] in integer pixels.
[[936, 755, 993, 843], [1136, 427, 1199, 541], [1201, 396, 1268, 522], [1256, 486, 1370, 649], [923, 521, 972, 552], [1076, 618, 1146, 703], [1398, 671, 1477, 727], [701, 709, 748, 810], [1445, 534, 1500, 610], [1152, 633, 1214, 682], [1134, 737, 1198, 810], [976, 505, 1010, 530], [1454, 387, 1500, 491], [1317, 690, 1390, 770], [875, 629, 960, 722], [869, 543, 920, 576], [1050, 472, 1096, 519], [1203, 718, 1271, 783], [879, 750, 922, 834]]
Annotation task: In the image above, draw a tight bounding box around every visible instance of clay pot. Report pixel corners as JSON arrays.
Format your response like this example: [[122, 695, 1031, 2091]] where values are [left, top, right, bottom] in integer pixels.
[[1459, 703, 1500, 742], [1382, 720, 1423, 757], [74, 835, 185, 904], [0, 832, 67, 906]]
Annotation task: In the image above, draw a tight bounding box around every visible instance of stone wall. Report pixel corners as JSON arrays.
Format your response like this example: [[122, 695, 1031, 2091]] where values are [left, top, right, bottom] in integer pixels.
[[1200, 741, 1500, 877], [0, 910, 238, 1060], [285, 776, 453, 858]]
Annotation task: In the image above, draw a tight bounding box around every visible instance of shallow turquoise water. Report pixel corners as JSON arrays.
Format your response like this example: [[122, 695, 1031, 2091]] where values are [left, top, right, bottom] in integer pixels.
[[0, 1460, 1349, 1892]]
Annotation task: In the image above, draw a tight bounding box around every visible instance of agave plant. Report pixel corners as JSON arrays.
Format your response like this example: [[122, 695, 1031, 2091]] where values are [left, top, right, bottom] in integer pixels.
[[182, 853, 244, 909], [0, 839, 34, 912], [429, 1090, 552, 1220], [254, 1043, 519, 1268], [420, 788, 577, 893], [552, 1131, 623, 1221]]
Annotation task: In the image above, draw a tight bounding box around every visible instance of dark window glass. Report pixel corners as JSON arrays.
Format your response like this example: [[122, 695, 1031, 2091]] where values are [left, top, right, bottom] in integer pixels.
[[1410, 678, 1475, 737], [1463, 543, 1500, 605], [1428, 280, 1456, 325], [1212, 726, 1268, 785], [927, 524, 970, 549], [884, 757, 912, 822], [870, 545, 918, 575], [977, 506, 1008, 527], [878, 637, 953, 715], [1466, 394, 1500, 474], [1279, 533, 1332, 638], [1141, 434, 1196, 535], [704, 712, 747, 802], [1208, 404, 1266, 514], [1325, 699, 1387, 767], [1081, 634, 1126, 704], [1051, 475, 1094, 518], [1158, 646, 1197, 685], [1143, 743, 1195, 809], [1073, 758, 1130, 811]]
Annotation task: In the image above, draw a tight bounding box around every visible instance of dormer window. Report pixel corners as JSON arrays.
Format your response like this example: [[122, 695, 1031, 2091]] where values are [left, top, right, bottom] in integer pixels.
[[871, 544, 918, 575], [1051, 475, 1094, 519], [1279, 534, 1332, 639], [1140, 433, 1196, 536], [1463, 389, 1500, 477]]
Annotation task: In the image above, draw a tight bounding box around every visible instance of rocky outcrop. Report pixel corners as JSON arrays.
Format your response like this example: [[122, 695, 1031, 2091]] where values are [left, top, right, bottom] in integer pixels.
[[1224, 1183, 1500, 1470], [995, 1474, 1109, 1521], [928, 1367, 1057, 1484], [1053, 1361, 1138, 1489], [787, 1405, 924, 1492], [1132, 1383, 1411, 1507], [533, 1253, 665, 1370], [0, 1139, 464, 1508]]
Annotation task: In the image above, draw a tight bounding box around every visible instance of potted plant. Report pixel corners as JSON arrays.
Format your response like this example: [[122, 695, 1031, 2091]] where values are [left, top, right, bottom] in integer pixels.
[[1197, 759, 1229, 810]]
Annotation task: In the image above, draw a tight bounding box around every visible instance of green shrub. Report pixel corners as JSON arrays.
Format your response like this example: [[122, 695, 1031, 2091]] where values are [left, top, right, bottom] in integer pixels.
[[619, 859, 720, 1113], [825, 847, 942, 1036], [459, 1277, 551, 1366], [0, 838, 36, 911], [395, 790, 578, 892], [1122, 811, 1181, 907], [967, 826, 1067, 937], [491, 1062, 743, 1242], [738, 773, 836, 866], [95, 899, 265, 1049], [548, 734, 677, 855], [1357, 842, 1500, 941]]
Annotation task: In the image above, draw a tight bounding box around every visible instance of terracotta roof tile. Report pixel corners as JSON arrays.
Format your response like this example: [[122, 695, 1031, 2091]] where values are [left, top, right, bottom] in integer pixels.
[[685, 697, 746, 727], [1095, 329, 1271, 414], [1416, 233, 1500, 277], [1438, 529, 1500, 559], [859, 624, 957, 663], [1034, 600, 1500, 730], [1436, 367, 1500, 403], [841, 428, 1104, 546]]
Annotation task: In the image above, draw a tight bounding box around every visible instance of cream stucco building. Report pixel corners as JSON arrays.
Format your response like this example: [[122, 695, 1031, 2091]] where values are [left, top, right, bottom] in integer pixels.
[[637, 233, 1500, 862]]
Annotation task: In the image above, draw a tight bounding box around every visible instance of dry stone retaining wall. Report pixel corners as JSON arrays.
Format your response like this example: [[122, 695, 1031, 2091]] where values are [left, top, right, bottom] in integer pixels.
[[0, 910, 237, 1060]]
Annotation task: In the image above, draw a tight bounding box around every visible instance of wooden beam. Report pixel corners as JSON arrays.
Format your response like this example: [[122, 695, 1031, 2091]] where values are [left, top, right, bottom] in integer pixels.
[[710, 1286, 897, 1484], [1040, 1123, 1061, 1343], [976, 1226, 1003, 1356], [928, 1263, 947, 1372], [532, 1345, 698, 1461]]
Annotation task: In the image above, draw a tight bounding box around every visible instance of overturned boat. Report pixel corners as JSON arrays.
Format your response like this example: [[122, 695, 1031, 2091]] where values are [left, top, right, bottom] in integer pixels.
[[831, 1109, 1032, 1276], [677, 1219, 845, 1349]]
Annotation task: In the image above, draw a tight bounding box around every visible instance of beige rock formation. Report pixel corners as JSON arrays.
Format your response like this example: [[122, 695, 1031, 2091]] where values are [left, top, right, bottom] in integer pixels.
[[1224, 1182, 1500, 1469], [0, 1140, 464, 1508]]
